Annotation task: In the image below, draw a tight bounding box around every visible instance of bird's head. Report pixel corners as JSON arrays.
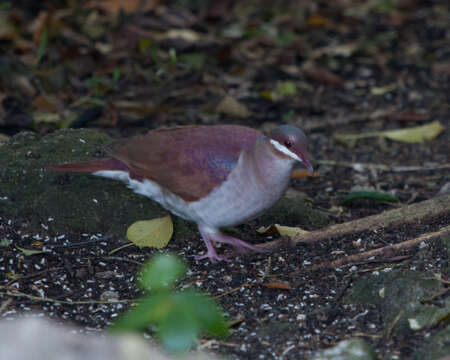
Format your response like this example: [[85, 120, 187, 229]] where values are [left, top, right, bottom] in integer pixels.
[[269, 125, 313, 175]]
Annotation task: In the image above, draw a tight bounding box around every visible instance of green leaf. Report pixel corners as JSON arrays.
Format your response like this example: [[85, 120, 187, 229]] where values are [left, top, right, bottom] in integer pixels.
[[139, 253, 186, 291], [340, 191, 399, 205], [127, 215, 173, 249], [179, 53, 206, 70], [110, 294, 170, 331], [159, 308, 199, 353], [36, 27, 48, 65], [112, 68, 120, 84], [276, 81, 297, 96], [15, 245, 43, 256], [181, 291, 229, 338]]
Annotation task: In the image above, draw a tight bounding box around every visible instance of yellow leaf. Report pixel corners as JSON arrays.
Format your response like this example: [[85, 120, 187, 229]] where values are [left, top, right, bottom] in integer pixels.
[[257, 224, 309, 238], [164, 29, 201, 43], [216, 95, 251, 118], [127, 215, 173, 249], [274, 225, 309, 237], [383, 121, 445, 143], [334, 121, 445, 146], [371, 84, 397, 95]]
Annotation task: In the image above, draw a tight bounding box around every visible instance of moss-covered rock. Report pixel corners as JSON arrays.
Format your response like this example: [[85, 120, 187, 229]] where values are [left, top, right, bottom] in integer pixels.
[[344, 269, 446, 336], [257, 196, 328, 229], [0, 129, 195, 238], [0, 129, 326, 241]]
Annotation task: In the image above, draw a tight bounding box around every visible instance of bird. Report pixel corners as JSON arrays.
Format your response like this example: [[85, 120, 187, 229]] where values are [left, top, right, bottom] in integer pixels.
[[47, 124, 313, 262]]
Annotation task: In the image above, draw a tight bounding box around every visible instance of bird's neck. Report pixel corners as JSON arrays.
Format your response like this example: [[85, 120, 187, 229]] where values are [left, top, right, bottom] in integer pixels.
[[243, 137, 295, 190]]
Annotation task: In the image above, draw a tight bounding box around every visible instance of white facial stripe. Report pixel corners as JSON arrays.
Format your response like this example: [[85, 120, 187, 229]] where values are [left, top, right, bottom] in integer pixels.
[[270, 139, 301, 162]]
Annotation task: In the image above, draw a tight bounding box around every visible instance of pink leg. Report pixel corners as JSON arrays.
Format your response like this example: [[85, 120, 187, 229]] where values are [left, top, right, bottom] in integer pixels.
[[195, 225, 267, 262], [195, 229, 231, 263], [210, 233, 267, 254]]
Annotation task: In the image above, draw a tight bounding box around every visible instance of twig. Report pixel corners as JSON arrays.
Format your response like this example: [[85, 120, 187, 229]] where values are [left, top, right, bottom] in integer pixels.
[[260, 194, 450, 250], [420, 287, 450, 303], [102, 256, 144, 266], [0, 298, 12, 314], [311, 225, 450, 270], [1, 288, 131, 305], [215, 282, 253, 299], [317, 160, 450, 173]]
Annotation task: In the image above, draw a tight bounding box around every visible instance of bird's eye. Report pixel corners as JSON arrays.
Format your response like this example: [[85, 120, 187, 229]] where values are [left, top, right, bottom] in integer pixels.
[[284, 140, 292, 148]]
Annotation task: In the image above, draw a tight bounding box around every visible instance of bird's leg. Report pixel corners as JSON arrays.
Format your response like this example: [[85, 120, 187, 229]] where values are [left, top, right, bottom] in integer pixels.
[[195, 228, 231, 263], [209, 232, 268, 255]]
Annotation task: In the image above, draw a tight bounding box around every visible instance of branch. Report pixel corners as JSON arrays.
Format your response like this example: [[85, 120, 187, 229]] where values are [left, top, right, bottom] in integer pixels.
[[261, 194, 450, 250], [311, 225, 450, 270]]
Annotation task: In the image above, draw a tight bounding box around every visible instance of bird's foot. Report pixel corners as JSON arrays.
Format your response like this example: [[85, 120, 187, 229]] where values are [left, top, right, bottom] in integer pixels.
[[211, 233, 268, 255], [196, 226, 268, 262], [195, 231, 231, 263], [194, 251, 231, 263]]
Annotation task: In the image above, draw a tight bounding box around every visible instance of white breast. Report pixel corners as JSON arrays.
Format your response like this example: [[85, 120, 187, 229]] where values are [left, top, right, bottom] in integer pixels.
[[188, 146, 295, 227], [93, 142, 295, 229]]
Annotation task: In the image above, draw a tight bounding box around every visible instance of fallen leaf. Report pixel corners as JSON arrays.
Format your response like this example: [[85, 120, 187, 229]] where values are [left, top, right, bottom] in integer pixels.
[[163, 29, 201, 43], [334, 121, 445, 146], [383, 121, 445, 143], [257, 224, 309, 238], [127, 215, 173, 249], [15, 245, 43, 256], [6, 272, 22, 280], [216, 95, 251, 118], [303, 63, 342, 86], [276, 81, 297, 97], [275, 225, 309, 237], [388, 110, 430, 122], [371, 84, 397, 95], [312, 42, 359, 58], [339, 191, 400, 206], [33, 112, 61, 124], [32, 95, 59, 112], [88, 0, 160, 15], [306, 14, 333, 27], [291, 169, 317, 179], [262, 282, 292, 290]]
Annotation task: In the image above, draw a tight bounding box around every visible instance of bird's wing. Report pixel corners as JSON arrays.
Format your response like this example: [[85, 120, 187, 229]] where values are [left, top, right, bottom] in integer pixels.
[[105, 125, 262, 201]]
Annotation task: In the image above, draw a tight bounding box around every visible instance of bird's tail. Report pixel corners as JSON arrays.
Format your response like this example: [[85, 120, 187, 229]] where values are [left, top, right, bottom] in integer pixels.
[[47, 158, 128, 173]]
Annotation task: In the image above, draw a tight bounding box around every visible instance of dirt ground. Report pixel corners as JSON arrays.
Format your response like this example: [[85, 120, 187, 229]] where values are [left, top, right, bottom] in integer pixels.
[[0, 1, 449, 359]]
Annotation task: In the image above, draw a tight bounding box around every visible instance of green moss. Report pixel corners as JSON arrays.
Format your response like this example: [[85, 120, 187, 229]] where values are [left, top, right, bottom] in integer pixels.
[[0, 129, 326, 241], [0, 129, 195, 238], [256, 197, 329, 229]]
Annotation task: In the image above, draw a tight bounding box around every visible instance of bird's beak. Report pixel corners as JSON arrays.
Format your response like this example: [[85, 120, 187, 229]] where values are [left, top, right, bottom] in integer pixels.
[[299, 153, 314, 175]]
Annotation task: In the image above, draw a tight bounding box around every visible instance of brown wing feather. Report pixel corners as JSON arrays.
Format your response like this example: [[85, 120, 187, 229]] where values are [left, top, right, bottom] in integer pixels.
[[105, 125, 262, 201], [47, 158, 128, 173]]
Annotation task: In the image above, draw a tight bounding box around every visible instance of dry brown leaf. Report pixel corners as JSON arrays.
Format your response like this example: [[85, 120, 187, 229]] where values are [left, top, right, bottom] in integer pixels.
[[32, 95, 59, 112], [291, 169, 317, 179], [262, 282, 292, 290], [303, 63, 342, 86], [88, 0, 160, 15], [388, 111, 430, 122], [306, 14, 333, 27]]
